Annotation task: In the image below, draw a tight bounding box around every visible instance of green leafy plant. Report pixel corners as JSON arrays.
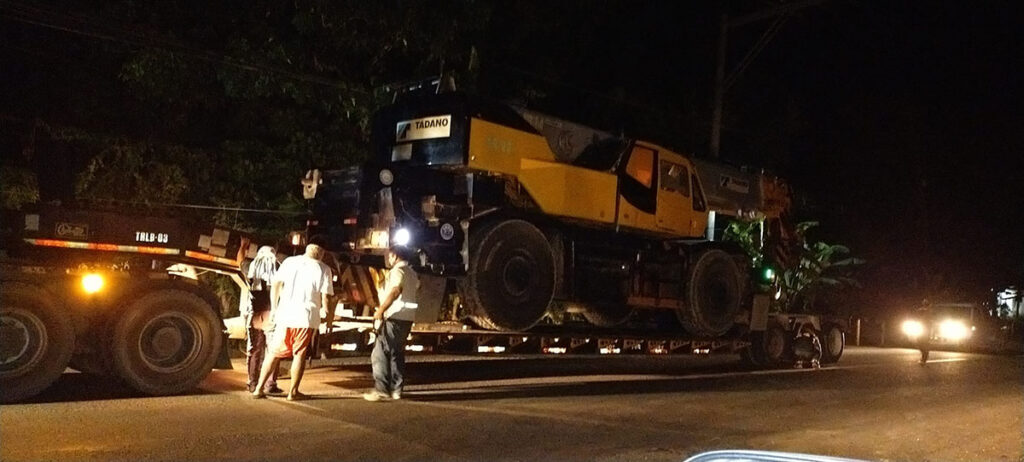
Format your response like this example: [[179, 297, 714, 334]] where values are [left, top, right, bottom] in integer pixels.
[[724, 218, 863, 313], [723, 218, 765, 266], [779, 222, 864, 313]]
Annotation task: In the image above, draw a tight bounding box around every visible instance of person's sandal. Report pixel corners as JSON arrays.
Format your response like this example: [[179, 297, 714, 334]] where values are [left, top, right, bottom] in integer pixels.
[[287, 392, 309, 401]]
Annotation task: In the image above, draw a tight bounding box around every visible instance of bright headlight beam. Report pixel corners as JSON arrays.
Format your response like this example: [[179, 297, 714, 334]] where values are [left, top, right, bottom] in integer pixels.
[[938, 319, 970, 341], [392, 228, 411, 246], [901, 319, 924, 338], [82, 273, 104, 294]]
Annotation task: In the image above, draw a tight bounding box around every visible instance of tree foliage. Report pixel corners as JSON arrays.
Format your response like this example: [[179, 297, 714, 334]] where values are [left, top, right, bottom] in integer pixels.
[[725, 218, 863, 313], [0, 1, 499, 239], [723, 218, 765, 266], [0, 165, 39, 209], [778, 221, 864, 313]]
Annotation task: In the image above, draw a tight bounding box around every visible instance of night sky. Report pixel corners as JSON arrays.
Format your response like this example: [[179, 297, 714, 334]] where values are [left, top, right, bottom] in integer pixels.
[[2, 1, 1022, 312]]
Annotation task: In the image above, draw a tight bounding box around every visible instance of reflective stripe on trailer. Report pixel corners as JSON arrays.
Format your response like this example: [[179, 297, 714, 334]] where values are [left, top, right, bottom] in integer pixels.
[[183, 250, 242, 267], [24, 238, 181, 255]]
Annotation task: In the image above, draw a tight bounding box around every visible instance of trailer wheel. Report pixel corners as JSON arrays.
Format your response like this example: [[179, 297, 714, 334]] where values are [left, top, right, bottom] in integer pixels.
[[111, 289, 222, 396], [677, 249, 743, 336], [0, 283, 75, 403], [459, 219, 555, 331], [820, 324, 845, 364], [743, 325, 790, 368]]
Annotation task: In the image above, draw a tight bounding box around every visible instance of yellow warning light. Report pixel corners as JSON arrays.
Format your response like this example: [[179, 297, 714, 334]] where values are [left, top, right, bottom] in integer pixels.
[[82, 273, 104, 294]]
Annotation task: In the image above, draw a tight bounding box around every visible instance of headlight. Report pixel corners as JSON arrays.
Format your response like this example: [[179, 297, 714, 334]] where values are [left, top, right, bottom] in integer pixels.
[[902, 319, 924, 338], [379, 169, 394, 186], [82, 273, 104, 294], [938, 319, 970, 341], [392, 228, 411, 246]]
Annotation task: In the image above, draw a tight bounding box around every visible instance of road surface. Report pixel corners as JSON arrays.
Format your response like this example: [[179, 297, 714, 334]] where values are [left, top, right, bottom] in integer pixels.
[[2, 347, 1022, 461]]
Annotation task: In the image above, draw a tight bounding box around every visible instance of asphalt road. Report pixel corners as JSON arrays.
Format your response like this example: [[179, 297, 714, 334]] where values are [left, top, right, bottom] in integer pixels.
[[2, 347, 1022, 462]]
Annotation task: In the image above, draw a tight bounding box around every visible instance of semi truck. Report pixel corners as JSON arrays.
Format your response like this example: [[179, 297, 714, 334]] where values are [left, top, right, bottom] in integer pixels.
[[0, 205, 255, 403], [302, 90, 846, 366]]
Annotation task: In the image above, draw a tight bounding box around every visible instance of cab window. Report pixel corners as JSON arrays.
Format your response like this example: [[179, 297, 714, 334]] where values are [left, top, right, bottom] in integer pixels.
[[624, 146, 655, 188], [691, 174, 707, 211], [659, 161, 690, 197]]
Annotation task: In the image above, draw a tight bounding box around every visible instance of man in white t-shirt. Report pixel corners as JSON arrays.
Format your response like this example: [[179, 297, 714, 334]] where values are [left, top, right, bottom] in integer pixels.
[[252, 244, 334, 401]]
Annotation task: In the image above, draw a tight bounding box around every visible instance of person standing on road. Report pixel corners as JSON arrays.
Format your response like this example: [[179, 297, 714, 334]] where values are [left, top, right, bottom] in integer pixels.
[[364, 245, 420, 402], [244, 246, 282, 394], [252, 243, 334, 401], [916, 302, 934, 365]]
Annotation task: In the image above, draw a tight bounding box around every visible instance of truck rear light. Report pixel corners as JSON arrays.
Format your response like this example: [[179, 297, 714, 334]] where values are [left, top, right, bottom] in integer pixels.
[[81, 273, 104, 294], [343, 217, 357, 225], [307, 220, 319, 226]]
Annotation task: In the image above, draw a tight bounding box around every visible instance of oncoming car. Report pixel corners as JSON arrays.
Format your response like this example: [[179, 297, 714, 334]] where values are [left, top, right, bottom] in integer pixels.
[[901, 302, 978, 349]]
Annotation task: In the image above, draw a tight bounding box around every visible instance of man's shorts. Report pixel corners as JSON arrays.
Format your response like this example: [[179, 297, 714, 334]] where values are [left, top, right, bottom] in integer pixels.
[[270, 327, 314, 359]]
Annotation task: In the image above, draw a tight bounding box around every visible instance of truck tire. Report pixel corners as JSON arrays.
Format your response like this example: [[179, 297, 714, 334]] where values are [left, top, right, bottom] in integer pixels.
[[0, 283, 75, 403], [110, 288, 222, 396], [677, 249, 743, 336], [820, 324, 845, 364], [743, 325, 790, 368], [458, 219, 555, 331]]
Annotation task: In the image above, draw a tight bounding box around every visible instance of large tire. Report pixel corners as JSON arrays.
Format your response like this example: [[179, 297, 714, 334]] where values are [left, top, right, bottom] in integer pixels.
[[458, 219, 555, 331], [677, 249, 744, 336], [820, 324, 845, 364], [110, 288, 222, 396], [742, 326, 790, 368], [0, 283, 75, 403]]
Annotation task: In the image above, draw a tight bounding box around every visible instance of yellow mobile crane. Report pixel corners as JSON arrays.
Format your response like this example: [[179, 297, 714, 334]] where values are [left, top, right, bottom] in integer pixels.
[[305, 90, 846, 366], [305, 91, 749, 336]]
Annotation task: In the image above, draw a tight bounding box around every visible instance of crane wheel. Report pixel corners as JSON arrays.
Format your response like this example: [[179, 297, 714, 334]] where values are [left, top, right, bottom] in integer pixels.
[[677, 249, 744, 336], [111, 288, 222, 396], [458, 219, 555, 331], [0, 283, 75, 403]]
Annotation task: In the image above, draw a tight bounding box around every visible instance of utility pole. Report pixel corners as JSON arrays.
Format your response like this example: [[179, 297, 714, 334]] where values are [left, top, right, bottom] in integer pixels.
[[708, 0, 829, 159]]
